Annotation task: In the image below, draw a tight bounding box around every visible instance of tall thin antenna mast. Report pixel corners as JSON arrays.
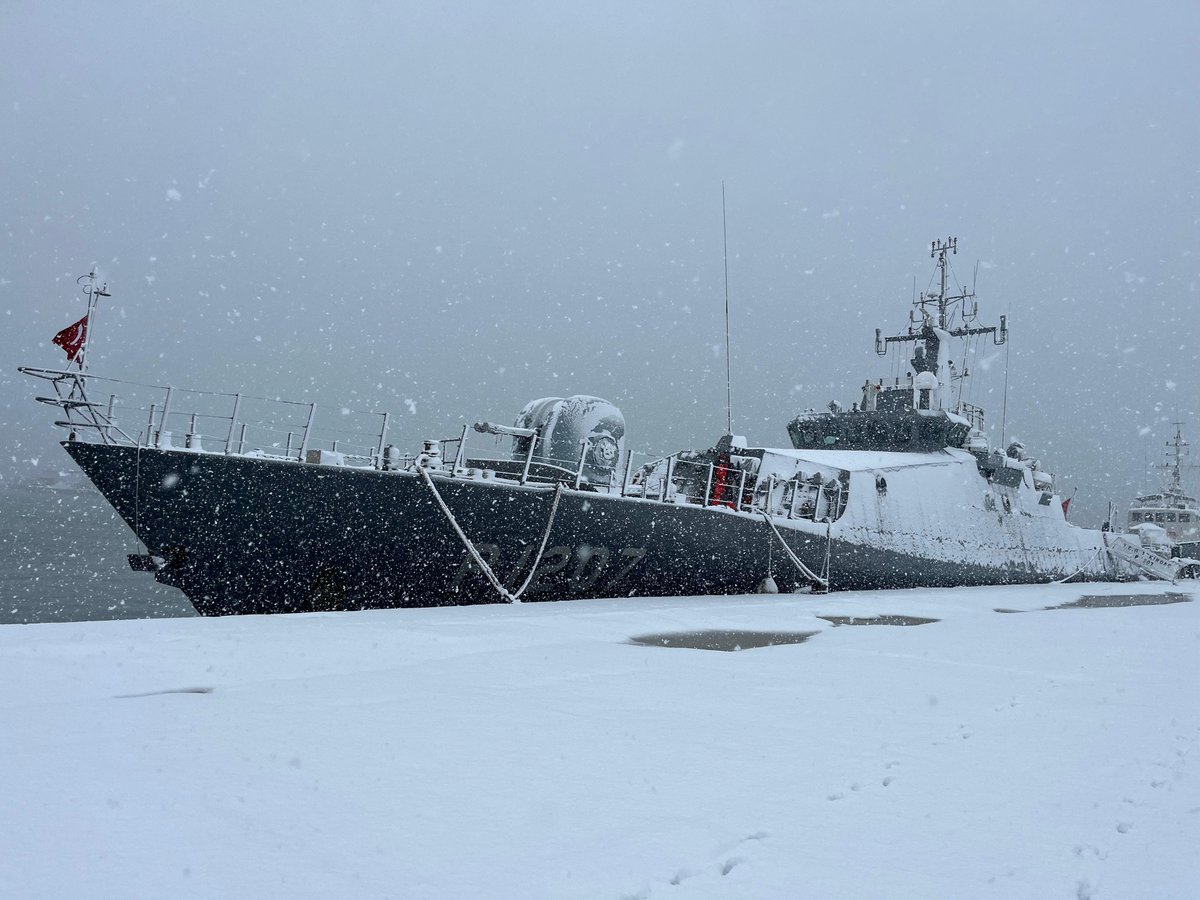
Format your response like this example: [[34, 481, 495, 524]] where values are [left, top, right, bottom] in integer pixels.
[[999, 335, 1011, 447], [722, 182, 733, 435]]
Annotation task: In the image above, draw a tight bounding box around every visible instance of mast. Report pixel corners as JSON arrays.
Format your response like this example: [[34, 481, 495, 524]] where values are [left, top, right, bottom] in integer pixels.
[[722, 182, 733, 435], [1157, 423, 1192, 497], [876, 238, 1007, 351], [873, 240, 1003, 422], [76, 268, 111, 373], [925, 237, 975, 330]]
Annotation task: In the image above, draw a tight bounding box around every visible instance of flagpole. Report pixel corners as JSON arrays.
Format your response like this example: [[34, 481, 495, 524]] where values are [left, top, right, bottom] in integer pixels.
[[76, 268, 110, 373]]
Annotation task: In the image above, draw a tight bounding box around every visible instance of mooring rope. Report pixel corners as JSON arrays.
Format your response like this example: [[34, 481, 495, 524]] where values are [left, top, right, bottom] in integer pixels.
[[1052, 546, 1104, 585], [760, 512, 829, 590], [419, 466, 564, 603]]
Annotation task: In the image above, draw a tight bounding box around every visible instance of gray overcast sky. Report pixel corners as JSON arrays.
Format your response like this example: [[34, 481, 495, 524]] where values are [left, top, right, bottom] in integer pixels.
[[2, 0, 1197, 524]]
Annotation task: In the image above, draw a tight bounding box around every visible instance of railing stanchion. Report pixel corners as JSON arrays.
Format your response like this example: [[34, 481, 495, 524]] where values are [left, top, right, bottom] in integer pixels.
[[105, 394, 117, 442], [455, 424, 469, 471], [225, 393, 242, 454], [574, 440, 587, 490], [376, 412, 390, 470], [158, 387, 173, 448], [297, 402, 317, 462], [520, 435, 537, 485]]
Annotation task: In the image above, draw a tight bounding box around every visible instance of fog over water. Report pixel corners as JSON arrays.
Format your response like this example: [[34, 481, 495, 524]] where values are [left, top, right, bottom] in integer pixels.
[[2, 1, 1197, 526]]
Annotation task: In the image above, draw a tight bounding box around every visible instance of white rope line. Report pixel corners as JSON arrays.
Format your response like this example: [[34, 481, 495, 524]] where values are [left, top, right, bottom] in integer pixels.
[[1052, 546, 1104, 584], [760, 512, 829, 589], [419, 466, 564, 603]]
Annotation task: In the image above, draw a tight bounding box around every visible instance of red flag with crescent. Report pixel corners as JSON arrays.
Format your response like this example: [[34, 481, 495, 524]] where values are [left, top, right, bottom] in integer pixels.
[[52, 315, 88, 362]]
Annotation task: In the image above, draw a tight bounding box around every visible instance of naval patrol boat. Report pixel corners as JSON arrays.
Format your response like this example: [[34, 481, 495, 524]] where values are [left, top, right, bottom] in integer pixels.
[[22, 242, 1178, 615]]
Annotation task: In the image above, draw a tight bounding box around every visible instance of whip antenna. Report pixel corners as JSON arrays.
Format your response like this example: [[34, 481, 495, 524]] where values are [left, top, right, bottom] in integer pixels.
[[1000, 327, 1011, 447], [722, 182, 733, 435]]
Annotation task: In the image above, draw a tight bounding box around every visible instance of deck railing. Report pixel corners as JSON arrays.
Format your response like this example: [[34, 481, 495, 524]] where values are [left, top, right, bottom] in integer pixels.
[[20, 367, 390, 466], [21, 366, 849, 522]]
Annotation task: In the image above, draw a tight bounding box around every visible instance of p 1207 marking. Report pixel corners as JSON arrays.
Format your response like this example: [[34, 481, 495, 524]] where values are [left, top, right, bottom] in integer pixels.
[[451, 544, 646, 596]]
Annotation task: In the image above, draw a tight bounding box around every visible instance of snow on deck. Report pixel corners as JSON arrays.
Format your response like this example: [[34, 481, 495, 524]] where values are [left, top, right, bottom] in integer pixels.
[[755, 445, 967, 471], [2, 583, 1197, 898]]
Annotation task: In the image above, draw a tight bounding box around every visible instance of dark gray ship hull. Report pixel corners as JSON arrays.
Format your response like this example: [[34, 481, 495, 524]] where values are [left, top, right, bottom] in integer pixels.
[[63, 441, 1077, 616]]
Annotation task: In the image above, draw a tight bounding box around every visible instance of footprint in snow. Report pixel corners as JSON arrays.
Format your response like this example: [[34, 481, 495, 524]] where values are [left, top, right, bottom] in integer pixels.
[[634, 832, 767, 896], [668, 868, 697, 886]]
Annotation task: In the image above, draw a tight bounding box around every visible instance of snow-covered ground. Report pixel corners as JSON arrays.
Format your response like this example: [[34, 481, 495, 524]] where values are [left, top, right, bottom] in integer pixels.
[[2, 582, 1197, 899]]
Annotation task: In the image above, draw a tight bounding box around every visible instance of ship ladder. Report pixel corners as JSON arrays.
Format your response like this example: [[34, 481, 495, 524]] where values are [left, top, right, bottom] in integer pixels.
[[1100, 530, 1180, 583], [419, 466, 564, 603], [760, 512, 829, 592]]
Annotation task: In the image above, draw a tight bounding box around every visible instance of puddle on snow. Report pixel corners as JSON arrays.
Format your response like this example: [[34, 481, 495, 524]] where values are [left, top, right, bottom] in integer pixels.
[[818, 615, 939, 627], [1054, 592, 1192, 610], [995, 592, 1192, 614], [628, 630, 818, 652]]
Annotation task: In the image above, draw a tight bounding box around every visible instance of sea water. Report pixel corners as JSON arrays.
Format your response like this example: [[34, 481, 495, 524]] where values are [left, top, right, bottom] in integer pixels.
[[0, 479, 194, 624]]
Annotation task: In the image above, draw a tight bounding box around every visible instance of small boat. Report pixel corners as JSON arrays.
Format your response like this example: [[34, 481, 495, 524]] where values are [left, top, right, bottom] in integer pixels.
[[20, 244, 1185, 616]]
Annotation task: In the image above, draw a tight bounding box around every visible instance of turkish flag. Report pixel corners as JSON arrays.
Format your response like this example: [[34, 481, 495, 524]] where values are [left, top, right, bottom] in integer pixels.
[[52, 315, 88, 362]]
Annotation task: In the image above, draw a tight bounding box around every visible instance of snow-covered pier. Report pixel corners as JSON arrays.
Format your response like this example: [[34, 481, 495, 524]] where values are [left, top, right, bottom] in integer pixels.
[[2, 582, 1196, 898]]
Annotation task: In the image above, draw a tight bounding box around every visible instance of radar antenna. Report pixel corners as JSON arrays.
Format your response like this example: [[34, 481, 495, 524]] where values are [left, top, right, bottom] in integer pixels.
[[875, 237, 1007, 356]]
